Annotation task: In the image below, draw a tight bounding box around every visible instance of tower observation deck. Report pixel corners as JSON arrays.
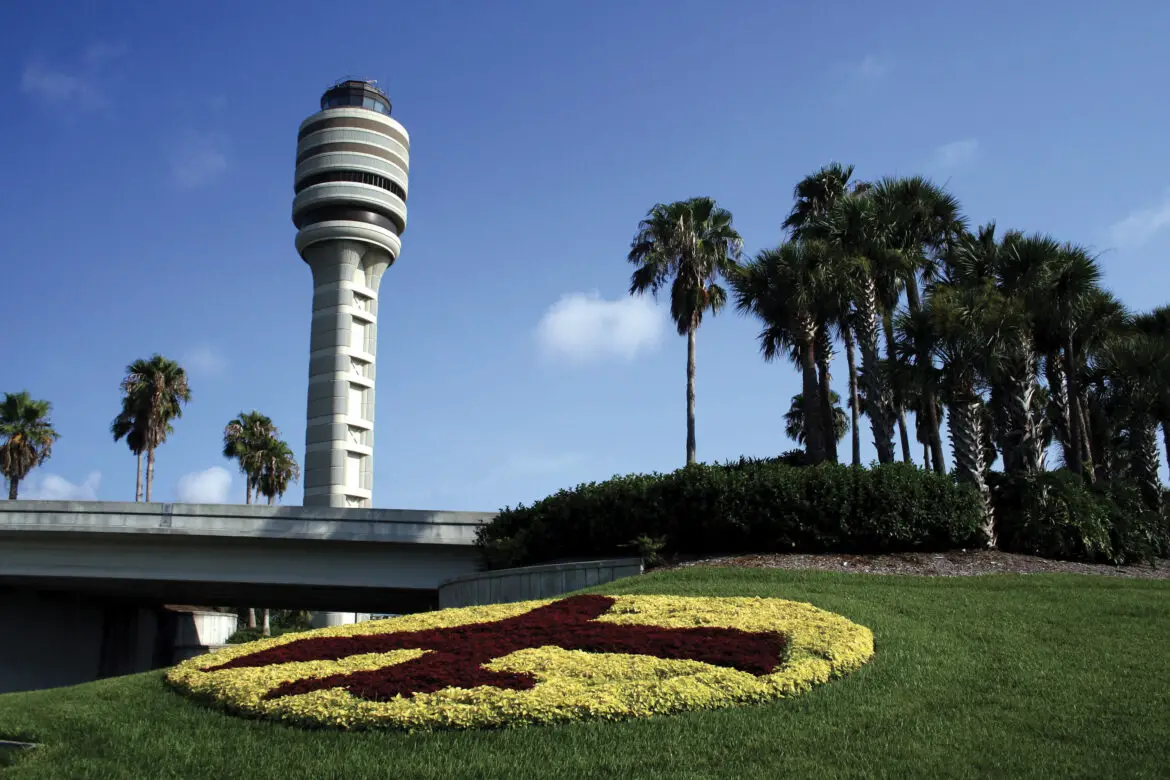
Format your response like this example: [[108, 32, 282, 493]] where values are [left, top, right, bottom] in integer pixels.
[[293, 79, 410, 508]]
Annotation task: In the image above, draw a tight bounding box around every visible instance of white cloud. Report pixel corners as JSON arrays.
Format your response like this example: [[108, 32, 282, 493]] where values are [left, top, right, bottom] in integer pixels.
[[1108, 190, 1170, 249], [21, 471, 101, 500], [932, 139, 979, 169], [175, 467, 232, 504], [20, 43, 123, 110], [536, 292, 665, 363], [183, 345, 226, 375], [169, 131, 228, 189]]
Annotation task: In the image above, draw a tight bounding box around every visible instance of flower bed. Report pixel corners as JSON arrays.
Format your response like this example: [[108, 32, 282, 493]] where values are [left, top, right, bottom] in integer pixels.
[[166, 594, 874, 730]]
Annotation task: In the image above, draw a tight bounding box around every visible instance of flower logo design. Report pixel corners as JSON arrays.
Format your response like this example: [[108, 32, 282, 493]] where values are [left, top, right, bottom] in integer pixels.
[[168, 594, 874, 730], [205, 595, 787, 702]]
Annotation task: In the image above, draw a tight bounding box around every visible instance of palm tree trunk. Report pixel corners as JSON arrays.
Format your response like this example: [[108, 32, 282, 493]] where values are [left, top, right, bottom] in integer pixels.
[[1131, 416, 1162, 511], [685, 326, 697, 466], [145, 446, 155, 502], [1046, 356, 1075, 466], [898, 411, 913, 463], [844, 328, 861, 466], [1162, 420, 1170, 480], [857, 284, 895, 464], [880, 312, 909, 463], [247, 608, 257, 629], [816, 329, 839, 464], [925, 389, 947, 474], [1076, 392, 1095, 483], [1062, 338, 1087, 478], [135, 452, 142, 502], [800, 325, 825, 464], [245, 476, 252, 505], [923, 442, 931, 470], [8, 477, 18, 501], [268, 494, 275, 506], [262, 608, 271, 637], [948, 396, 993, 544]]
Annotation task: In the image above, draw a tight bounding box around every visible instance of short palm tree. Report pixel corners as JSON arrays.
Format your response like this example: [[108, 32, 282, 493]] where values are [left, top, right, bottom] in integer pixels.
[[223, 411, 278, 504], [256, 436, 300, 505], [0, 392, 59, 500], [119, 355, 191, 502], [628, 197, 743, 465], [784, 391, 848, 448], [1090, 333, 1166, 510], [733, 241, 835, 464]]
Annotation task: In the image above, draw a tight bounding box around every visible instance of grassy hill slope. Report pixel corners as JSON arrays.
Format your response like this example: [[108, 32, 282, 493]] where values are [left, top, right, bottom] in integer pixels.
[[1, 568, 1167, 779]]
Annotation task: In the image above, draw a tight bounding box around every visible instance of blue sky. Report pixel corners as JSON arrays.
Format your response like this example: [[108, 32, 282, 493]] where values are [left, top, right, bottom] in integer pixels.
[[3, 1, 1169, 510]]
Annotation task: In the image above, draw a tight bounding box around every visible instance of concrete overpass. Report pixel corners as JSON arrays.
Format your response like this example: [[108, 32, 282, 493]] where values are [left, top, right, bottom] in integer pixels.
[[0, 500, 495, 693], [0, 500, 495, 613]]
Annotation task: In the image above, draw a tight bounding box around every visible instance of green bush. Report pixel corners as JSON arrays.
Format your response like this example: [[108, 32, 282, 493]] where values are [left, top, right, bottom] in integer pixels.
[[476, 461, 986, 569], [993, 470, 1169, 565]]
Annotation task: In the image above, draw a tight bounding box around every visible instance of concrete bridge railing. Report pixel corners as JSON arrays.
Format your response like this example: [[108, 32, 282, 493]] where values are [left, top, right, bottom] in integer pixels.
[[438, 558, 644, 608]]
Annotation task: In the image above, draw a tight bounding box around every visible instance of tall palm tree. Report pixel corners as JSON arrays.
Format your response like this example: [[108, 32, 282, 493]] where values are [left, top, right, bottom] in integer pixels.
[[815, 188, 901, 464], [223, 411, 278, 504], [948, 226, 1050, 477], [783, 162, 856, 239], [870, 176, 967, 468], [111, 400, 151, 502], [784, 391, 848, 448], [732, 241, 834, 464], [256, 436, 300, 505], [917, 282, 1003, 542], [0, 392, 59, 500], [119, 355, 191, 502], [786, 163, 864, 464], [628, 197, 743, 465]]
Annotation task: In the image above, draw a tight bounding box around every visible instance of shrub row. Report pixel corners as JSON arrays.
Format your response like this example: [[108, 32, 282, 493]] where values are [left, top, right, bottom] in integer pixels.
[[476, 459, 987, 569], [992, 470, 1169, 565]]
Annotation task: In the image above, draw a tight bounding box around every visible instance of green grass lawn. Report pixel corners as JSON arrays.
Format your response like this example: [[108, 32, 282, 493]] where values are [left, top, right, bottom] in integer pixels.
[[1, 568, 1167, 779]]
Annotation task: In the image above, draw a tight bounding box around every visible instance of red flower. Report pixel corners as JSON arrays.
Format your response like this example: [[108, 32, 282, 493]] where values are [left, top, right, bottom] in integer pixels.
[[207, 595, 788, 702]]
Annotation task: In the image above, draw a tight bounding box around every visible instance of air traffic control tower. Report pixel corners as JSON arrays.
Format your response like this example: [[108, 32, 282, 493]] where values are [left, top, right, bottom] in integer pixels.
[[292, 79, 409, 508]]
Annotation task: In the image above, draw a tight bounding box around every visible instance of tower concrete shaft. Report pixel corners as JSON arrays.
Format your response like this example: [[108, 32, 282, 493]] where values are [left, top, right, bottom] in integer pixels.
[[292, 80, 409, 508]]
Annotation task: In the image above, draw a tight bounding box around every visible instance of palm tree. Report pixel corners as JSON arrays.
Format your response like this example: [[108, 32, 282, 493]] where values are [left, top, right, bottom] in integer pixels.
[[256, 436, 300, 505], [814, 188, 901, 464], [1091, 333, 1166, 510], [948, 226, 1050, 477], [223, 411, 278, 504], [0, 392, 59, 500], [628, 197, 743, 465], [786, 163, 864, 465], [870, 176, 967, 469], [784, 391, 848, 447], [783, 162, 857, 238], [917, 282, 1003, 542], [732, 241, 834, 464], [111, 400, 150, 502], [1132, 306, 1170, 461], [119, 355, 191, 502]]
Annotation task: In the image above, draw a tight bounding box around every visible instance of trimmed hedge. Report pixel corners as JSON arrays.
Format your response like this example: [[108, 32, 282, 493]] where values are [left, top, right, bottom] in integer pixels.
[[476, 459, 986, 569], [993, 471, 1169, 565]]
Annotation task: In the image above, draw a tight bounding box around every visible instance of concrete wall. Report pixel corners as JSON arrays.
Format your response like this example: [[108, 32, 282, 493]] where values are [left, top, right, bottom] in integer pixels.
[[438, 559, 643, 609], [310, 611, 372, 629]]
